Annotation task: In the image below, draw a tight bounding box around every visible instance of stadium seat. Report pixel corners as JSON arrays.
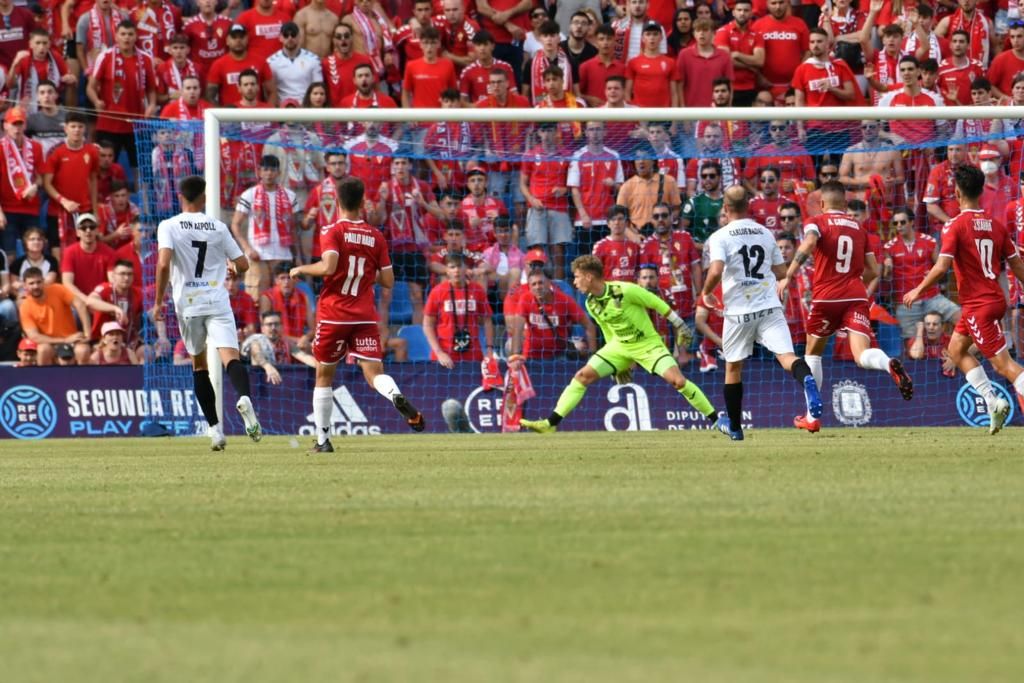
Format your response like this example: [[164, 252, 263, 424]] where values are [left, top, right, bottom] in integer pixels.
[[389, 281, 414, 325], [397, 325, 432, 361], [876, 323, 903, 359], [294, 280, 316, 315]]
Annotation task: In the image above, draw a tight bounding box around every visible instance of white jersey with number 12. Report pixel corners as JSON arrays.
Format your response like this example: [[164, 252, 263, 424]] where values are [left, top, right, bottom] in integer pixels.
[[706, 218, 784, 315], [157, 211, 243, 318]]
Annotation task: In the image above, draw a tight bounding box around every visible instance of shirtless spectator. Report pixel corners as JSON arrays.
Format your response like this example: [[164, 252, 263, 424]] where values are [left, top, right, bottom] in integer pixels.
[[295, 0, 339, 58], [341, 0, 392, 81], [322, 23, 371, 106], [840, 120, 905, 205], [19, 266, 92, 365]]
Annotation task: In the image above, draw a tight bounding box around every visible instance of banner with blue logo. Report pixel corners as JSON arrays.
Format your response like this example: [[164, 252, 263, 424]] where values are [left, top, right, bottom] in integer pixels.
[[0, 361, 1016, 439]]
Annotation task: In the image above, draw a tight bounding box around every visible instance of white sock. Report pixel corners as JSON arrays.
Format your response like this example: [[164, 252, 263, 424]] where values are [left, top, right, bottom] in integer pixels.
[[372, 374, 401, 402], [965, 366, 999, 411], [805, 355, 823, 389], [1014, 372, 1024, 400], [857, 347, 891, 372], [313, 387, 333, 445]]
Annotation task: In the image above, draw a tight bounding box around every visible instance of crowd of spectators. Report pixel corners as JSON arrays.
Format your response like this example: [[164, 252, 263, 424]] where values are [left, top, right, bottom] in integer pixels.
[[1, 0, 1024, 372]]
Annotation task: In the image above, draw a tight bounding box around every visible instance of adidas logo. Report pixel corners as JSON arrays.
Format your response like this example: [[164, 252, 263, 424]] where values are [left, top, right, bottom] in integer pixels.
[[303, 385, 383, 436]]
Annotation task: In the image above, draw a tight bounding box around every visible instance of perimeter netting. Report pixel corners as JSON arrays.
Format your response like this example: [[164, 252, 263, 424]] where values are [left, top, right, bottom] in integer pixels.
[[135, 107, 1024, 435]]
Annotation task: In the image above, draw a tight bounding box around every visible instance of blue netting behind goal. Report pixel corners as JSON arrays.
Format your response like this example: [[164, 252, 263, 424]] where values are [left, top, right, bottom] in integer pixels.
[[135, 112, 1024, 436]]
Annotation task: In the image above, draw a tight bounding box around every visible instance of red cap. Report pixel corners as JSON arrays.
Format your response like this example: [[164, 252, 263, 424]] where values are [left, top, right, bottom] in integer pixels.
[[18, 337, 37, 351], [525, 247, 548, 264], [4, 107, 27, 125]]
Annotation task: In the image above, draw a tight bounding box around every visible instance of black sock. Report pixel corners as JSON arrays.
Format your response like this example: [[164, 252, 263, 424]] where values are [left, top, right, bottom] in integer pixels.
[[225, 359, 251, 399], [790, 358, 812, 384], [193, 370, 218, 427], [724, 382, 743, 430], [547, 412, 563, 426]]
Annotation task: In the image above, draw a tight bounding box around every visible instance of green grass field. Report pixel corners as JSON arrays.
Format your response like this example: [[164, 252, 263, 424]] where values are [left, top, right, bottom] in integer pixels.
[[1, 429, 1022, 682]]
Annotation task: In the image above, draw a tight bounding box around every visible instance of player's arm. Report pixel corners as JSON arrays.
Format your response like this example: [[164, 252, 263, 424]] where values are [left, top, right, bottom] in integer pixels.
[[1007, 251, 1024, 285], [863, 252, 880, 298], [151, 247, 173, 321], [290, 250, 338, 279], [903, 255, 952, 307], [230, 252, 249, 275], [777, 231, 817, 298], [376, 265, 395, 289], [700, 259, 724, 308]]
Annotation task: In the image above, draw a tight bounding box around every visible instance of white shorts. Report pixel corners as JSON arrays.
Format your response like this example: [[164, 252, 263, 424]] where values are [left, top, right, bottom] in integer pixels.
[[721, 307, 794, 362], [179, 311, 239, 356]]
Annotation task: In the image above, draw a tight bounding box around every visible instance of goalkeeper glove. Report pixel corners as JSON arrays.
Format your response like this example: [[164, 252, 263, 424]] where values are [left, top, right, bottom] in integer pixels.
[[614, 367, 634, 385], [673, 319, 694, 351]]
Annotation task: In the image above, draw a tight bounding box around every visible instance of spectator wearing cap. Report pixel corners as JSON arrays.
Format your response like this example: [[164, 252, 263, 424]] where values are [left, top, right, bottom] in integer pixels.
[[322, 22, 373, 106], [610, 0, 666, 64], [0, 106, 43, 262], [232, 155, 299, 297], [259, 261, 313, 352], [182, 0, 233, 77], [15, 337, 38, 367], [18, 266, 92, 365], [156, 33, 201, 104], [268, 21, 324, 105], [458, 30, 517, 104], [294, 0, 340, 58], [459, 168, 509, 252], [520, 121, 572, 278], [75, 0, 123, 78], [237, 0, 294, 61], [751, 0, 810, 100], [206, 24, 276, 106], [90, 320, 139, 365], [131, 0, 182, 59], [481, 217, 524, 300], [86, 20, 157, 169], [616, 145, 682, 239], [61, 213, 118, 302], [86, 257, 143, 345]]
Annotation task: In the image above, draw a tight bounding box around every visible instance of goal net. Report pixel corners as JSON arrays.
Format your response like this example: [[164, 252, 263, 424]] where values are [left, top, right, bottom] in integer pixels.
[[134, 105, 1024, 436]]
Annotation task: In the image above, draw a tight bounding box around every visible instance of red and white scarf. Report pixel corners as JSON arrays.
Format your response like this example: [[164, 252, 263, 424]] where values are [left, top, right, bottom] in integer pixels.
[[612, 17, 637, 64], [87, 6, 125, 70], [220, 139, 259, 208], [501, 355, 535, 432], [164, 59, 200, 95], [105, 48, 149, 102], [152, 143, 192, 214], [250, 183, 293, 248], [21, 52, 62, 109], [1, 136, 36, 201], [529, 49, 572, 106], [949, 8, 991, 65], [315, 176, 339, 226], [387, 177, 428, 247], [134, 3, 178, 55]]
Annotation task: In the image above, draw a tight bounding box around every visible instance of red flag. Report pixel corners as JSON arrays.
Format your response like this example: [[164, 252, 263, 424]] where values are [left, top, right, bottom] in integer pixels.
[[502, 355, 535, 432], [481, 354, 503, 390]]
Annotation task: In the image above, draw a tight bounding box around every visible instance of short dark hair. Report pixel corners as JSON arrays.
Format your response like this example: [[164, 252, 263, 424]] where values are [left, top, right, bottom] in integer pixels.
[[954, 164, 985, 200], [780, 201, 801, 216], [66, 111, 88, 126], [444, 252, 466, 267], [178, 175, 205, 203], [117, 19, 136, 31], [538, 20, 561, 37], [113, 259, 134, 270], [595, 24, 615, 38], [607, 204, 629, 221], [36, 79, 57, 91], [440, 87, 460, 101], [23, 266, 44, 281], [109, 180, 129, 194], [809, 27, 829, 38], [605, 75, 626, 87], [971, 77, 992, 92], [899, 55, 919, 69], [920, 58, 939, 73], [471, 29, 494, 45], [712, 77, 732, 91], [338, 177, 365, 211], [776, 233, 798, 246], [420, 25, 441, 42], [542, 64, 564, 80], [881, 23, 905, 37], [29, 28, 49, 40], [261, 310, 282, 322]]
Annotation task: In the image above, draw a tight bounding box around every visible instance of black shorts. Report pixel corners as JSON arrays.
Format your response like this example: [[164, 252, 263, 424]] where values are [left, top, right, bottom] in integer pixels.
[[391, 250, 428, 288]]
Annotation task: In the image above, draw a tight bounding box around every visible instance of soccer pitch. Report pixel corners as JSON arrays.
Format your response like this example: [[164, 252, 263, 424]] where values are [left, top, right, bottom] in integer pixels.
[[1, 429, 1022, 682]]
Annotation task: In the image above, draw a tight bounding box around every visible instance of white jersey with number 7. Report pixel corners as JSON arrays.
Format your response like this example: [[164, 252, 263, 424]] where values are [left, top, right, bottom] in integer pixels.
[[157, 211, 243, 318]]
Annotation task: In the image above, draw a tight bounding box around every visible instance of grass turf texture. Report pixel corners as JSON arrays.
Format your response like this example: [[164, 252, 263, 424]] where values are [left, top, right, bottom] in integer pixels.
[[1, 429, 1022, 683]]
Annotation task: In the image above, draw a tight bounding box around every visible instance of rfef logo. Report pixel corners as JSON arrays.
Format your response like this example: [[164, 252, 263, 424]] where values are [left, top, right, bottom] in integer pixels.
[[956, 382, 1016, 428], [0, 385, 58, 439]]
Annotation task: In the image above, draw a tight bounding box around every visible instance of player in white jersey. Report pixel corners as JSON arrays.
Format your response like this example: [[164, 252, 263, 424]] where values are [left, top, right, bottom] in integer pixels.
[[700, 186, 823, 441], [152, 176, 264, 450]]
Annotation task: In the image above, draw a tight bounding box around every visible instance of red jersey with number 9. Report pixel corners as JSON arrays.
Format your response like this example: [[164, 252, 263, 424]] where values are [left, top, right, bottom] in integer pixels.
[[804, 210, 869, 302], [939, 208, 1017, 308], [318, 219, 392, 324]]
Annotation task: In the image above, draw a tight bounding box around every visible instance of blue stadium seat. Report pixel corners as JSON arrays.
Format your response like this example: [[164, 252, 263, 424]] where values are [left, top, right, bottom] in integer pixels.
[[397, 325, 432, 361], [553, 278, 586, 308], [389, 281, 414, 325], [294, 280, 316, 315]]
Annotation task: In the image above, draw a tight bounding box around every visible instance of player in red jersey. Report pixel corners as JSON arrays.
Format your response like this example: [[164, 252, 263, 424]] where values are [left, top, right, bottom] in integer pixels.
[[905, 165, 1024, 434], [289, 177, 424, 453], [592, 205, 639, 281], [779, 181, 914, 433]]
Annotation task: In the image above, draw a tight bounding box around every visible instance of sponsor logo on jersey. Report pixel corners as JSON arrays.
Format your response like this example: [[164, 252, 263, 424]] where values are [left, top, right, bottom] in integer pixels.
[[761, 31, 798, 40], [0, 385, 57, 439], [831, 380, 872, 426], [956, 382, 1016, 428], [301, 385, 382, 435]]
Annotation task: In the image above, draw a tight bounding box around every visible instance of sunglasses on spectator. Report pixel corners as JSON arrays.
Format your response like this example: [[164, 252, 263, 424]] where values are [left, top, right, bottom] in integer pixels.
[[532, 11, 547, 18], [701, 173, 719, 179], [282, 30, 299, 38], [770, 125, 787, 131], [78, 224, 98, 231], [820, 171, 838, 178], [652, 212, 670, 219]]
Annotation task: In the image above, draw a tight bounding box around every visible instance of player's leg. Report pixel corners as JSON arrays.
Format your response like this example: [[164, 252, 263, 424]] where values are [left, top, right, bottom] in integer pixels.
[[988, 349, 1024, 415], [310, 358, 340, 453], [758, 310, 822, 431], [521, 348, 615, 433], [802, 302, 836, 399], [948, 331, 1009, 434], [352, 322, 424, 432], [211, 312, 262, 443], [845, 301, 913, 400], [183, 316, 224, 450], [650, 349, 718, 423], [717, 316, 754, 441]]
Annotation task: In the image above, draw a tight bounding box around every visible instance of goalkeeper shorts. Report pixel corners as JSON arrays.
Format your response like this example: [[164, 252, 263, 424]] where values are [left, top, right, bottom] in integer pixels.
[[588, 338, 676, 378]]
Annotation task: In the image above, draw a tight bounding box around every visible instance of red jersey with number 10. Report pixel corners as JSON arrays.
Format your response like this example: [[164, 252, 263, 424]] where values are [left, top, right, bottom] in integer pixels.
[[318, 219, 391, 324], [804, 210, 869, 302], [939, 208, 1017, 308]]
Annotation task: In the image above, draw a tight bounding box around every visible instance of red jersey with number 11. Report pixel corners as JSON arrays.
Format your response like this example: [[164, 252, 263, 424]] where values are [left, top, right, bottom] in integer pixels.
[[804, 210, 869, 302], [318, 219, 392, 324], [939, 208, 1017, 308]]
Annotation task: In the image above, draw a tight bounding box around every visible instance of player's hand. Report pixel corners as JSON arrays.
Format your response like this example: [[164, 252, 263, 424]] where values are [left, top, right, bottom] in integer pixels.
[[614, 367, 634, 385], [436, 351, 455, 369], [150, 304, 165, 322], [902, 288, 920, 308], [701, 291, 720, 310], [776, 277, 789, 301], [673, 320, 694, 351], [289, 266, 303, 279], [265, 365, 282, 385]]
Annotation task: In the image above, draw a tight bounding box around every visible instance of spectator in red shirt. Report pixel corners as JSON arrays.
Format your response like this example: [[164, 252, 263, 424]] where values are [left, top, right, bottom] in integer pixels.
[[260, 262, 314, 352], [677, 18, 733, 109], [577, 23, 625, 106], [0, 107, 43, 261], [568, 120, 625, 253], [907, 311, 955, 376], [86, 21, 157, 169], [713, 0, 764, 107], [520, 121, 572, 278], [393, 0, 433, 69], [182, 0, 233, 77], [7, 29, 74, 111], [60, 212, 117, 301], [937, 29, 986, 106], [745, 120, 815, 196], [97, 140, 127, 200], [322, 23, 372, 106], [748, 167, 790, 236], [403, 25, 457, 109], [423, 252, 494, 366], [0, 0, 34, 70], [459, 29, 516, 104], [510, 267, 595, 360], [437, 0, 479, 72], [205, 24, 276, 106], [989, 23, 1024, 99], [459, 168, 508, 252], [924, 142, 969, 228], [626, 22, 680, 109], [237, 0, 293, 61], [226, 270, 259, 342], [593, 204, 639, 281], [97, 181, 140, 249], [865, 23, 904, 105], [41, 112, 100, 257], [791, 27, 858, 153], [85, 258, 142, 344], [751, 0, 809, 100]]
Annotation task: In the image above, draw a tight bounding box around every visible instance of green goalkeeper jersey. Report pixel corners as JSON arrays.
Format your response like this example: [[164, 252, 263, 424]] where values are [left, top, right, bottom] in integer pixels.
[[585, 281, 670, 346]]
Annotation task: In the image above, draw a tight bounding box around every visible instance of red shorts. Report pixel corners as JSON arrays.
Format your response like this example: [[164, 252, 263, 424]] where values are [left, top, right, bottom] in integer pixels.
[[955, 301, 1008, 358], [312, 320, 382, 365], [805, 299, 874, 339]]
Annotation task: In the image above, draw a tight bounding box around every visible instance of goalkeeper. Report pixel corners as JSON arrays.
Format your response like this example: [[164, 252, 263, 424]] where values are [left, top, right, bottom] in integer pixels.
[[521, 255, 722, 433]]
